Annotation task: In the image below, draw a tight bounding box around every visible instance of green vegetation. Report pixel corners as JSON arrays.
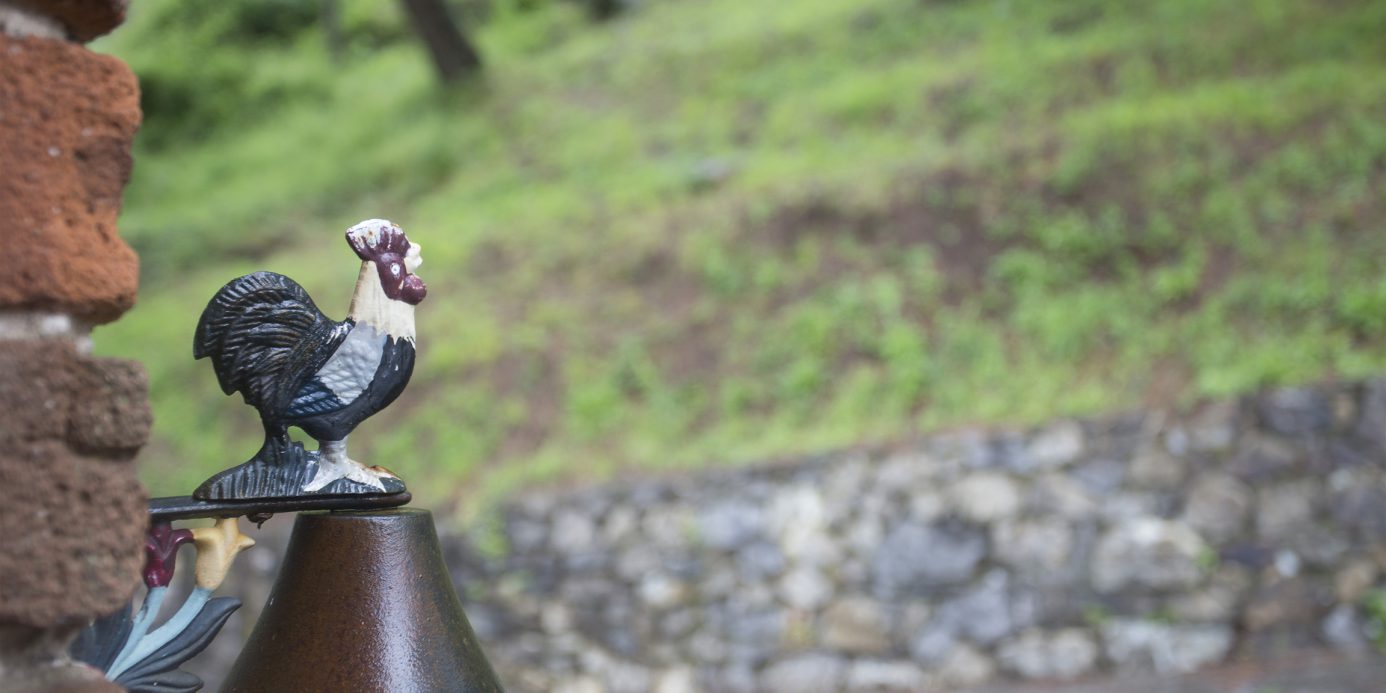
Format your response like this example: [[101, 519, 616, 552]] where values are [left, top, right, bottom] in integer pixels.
[[1362, 588, 1386, 649], [1081, 604, 1112, 630], [94, 0, 1386, 518]]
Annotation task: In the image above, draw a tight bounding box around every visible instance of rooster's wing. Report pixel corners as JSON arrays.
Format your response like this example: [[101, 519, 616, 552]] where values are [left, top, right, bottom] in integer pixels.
[[194, 271, 349, 417]]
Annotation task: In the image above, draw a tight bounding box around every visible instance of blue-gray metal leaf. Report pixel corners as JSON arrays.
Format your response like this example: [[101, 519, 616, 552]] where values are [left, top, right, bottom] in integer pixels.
[[114, 596, 240, 692], [70, 601, 134, 673], [120, 668, 203, 693]]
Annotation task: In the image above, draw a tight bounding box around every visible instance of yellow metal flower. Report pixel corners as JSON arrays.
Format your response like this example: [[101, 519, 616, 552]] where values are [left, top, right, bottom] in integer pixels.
[[189, 518, 255, 590]]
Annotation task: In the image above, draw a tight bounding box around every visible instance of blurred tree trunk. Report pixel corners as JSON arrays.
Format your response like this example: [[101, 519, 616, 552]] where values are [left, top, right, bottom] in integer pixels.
[[322, 0, 344, 65], [586, 0, 623, 21], [398, 0, 483, 82]]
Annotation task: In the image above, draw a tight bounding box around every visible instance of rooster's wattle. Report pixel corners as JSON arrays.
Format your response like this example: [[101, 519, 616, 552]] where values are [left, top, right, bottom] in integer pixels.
[[192, 219, 426, 498]]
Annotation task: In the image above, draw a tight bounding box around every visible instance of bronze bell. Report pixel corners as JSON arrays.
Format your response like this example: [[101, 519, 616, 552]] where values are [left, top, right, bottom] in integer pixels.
[[220, 509, 503, 692]]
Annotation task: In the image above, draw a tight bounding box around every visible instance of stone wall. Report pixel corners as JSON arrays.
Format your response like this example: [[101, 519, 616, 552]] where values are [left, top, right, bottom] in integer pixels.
[[450, 380, 1386, 692], [0, 2, 150, 691]]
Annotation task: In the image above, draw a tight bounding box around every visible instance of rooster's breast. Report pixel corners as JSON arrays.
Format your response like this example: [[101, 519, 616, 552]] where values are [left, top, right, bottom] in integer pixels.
[[285, 323, 416, 442]]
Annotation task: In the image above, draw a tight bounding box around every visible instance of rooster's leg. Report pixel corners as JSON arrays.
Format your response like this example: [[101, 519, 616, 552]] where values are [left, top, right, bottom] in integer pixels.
[[303, 437, 398, 492]]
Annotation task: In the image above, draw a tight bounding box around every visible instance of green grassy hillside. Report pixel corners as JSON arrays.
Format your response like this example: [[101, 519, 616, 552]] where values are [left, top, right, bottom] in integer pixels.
[[95, 0, 1386, 518]]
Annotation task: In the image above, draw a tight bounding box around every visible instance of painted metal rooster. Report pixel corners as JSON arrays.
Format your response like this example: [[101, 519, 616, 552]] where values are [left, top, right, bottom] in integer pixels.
[[192, 220, 426, 499]]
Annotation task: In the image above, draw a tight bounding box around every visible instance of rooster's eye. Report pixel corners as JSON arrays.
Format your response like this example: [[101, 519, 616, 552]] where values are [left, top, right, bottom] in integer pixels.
[[391, 263, 401, 277]]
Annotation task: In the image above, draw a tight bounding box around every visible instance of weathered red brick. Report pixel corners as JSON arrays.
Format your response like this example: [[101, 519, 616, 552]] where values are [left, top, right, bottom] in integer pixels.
[[0, 34, 141, 324], [0, 340, 78, 445], [9, 0, 127, 42], [69, 356, 152, 454], [0, 441, 145, 627], [0, 340, 150, 454]]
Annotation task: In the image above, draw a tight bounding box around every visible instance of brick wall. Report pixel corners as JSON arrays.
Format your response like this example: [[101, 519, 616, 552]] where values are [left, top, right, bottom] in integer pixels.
[[0, 1, 151, 690]]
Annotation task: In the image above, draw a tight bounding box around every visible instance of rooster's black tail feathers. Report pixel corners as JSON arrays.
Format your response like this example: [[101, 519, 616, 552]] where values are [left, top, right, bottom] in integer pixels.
[[193, 271, 341, 413]]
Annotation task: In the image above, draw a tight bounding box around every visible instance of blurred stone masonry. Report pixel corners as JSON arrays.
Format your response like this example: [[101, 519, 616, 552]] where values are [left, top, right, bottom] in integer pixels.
[[435, 380, 1386, 692], [0, 1, 150, 691]]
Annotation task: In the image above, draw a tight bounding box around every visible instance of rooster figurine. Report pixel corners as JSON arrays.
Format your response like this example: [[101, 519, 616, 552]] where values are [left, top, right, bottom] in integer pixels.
[[192, 220, 426, 500]]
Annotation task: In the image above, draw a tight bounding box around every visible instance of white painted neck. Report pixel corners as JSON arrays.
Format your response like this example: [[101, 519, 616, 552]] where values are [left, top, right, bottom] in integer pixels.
[[347, 262, 416, 342]]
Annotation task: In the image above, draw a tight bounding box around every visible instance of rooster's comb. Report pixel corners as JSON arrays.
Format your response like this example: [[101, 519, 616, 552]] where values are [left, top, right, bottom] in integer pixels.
[[346, 219, 410, 259]]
